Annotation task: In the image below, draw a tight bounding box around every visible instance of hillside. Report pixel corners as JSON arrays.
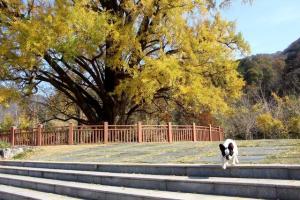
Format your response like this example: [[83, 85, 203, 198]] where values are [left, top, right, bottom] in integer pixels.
[[238, 37, 300, 96], [283, 37, 300, 94], [284, 37, 300, 54]]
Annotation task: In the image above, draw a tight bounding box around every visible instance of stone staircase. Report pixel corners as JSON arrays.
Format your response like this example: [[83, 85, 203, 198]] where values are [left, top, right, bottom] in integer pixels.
[[0, 161, 299, 200]]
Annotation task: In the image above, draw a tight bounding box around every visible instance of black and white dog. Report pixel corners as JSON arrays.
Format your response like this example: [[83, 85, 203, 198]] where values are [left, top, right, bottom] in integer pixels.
[[219, 139, 239, 169]]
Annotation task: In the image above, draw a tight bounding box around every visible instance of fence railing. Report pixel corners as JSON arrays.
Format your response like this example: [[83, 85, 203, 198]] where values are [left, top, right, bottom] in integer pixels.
[[0, 122, 224, 146]]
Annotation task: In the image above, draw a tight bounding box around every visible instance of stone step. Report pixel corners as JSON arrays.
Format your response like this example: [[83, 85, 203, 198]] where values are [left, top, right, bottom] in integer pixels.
[[0, 166, 299, 199], [0, 173, 255, 200], [0, 184, 82, 200], [1, 161, 300, 180]]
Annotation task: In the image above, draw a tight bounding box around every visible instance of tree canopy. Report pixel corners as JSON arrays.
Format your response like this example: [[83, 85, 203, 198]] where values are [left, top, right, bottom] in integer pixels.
[[0, 0, 249, 124]]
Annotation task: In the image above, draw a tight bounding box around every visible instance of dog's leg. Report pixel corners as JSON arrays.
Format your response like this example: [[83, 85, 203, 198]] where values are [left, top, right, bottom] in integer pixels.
[[224, 161, 228, 169], [232, 156, 236, 166], [222, 163, 227, 169], [235, 155, 239, 164], [222, 158, 228, 170], [220, 155, 225, 169]]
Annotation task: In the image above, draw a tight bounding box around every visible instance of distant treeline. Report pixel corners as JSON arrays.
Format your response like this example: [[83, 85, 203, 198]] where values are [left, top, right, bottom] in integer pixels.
[[217, 38, 300, 139]]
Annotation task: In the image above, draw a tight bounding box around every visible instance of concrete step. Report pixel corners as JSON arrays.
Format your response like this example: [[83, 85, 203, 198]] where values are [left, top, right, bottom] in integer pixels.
[[0, 166, 299, 199], [0, 173, 255, 200], [1, 160, 300, 180], [0, 184, 82, 200]]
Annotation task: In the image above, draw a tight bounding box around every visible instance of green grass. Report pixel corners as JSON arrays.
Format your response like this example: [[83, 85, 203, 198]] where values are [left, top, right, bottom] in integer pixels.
[[263, 143, 300, 164], [0, 141, 10, 149], [13, 149, 34, 160]]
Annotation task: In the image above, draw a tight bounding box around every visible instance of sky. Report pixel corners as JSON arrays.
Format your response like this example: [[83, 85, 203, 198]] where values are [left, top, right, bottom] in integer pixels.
[[221, 0, 300, 55]]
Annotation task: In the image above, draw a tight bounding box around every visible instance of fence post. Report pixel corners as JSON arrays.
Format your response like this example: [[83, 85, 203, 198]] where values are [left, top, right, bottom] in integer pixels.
[[168, 122, 173, 143], [218, 126, 222, 141], [137, 121, 142, 143], [37, 124, 43, 146], [68, 123, 74, 145], [222, 128, 224, 141], [104, 122, 108, 144], [209, 124, 212, 141], [10, 126, 16, 147], [193, 123, 196, 142]]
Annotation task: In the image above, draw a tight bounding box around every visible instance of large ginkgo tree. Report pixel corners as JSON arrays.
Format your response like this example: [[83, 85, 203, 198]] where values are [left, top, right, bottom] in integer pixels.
[[0, 0, 250, 124]]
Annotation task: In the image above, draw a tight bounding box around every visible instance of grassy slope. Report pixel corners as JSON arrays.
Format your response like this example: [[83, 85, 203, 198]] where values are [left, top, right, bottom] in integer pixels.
[[14, 139, 300, 164]]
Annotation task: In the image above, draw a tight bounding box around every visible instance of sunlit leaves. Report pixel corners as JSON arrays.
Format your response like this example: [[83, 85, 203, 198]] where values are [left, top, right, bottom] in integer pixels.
[[1, 0, 251, 122], [1, 0, 110, 68], [0, 88, 19, 107], [256, 113, 287, 138]]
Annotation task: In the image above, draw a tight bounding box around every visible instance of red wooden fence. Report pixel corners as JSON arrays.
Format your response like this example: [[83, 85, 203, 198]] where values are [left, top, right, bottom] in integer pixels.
[[0, 122, 224, 146]]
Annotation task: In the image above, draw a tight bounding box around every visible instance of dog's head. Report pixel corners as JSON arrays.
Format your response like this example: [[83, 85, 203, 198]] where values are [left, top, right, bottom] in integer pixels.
[[219, 143, 234, 160]]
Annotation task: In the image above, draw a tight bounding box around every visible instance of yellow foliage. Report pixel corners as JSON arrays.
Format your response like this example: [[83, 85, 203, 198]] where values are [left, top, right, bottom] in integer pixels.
[[0, 114, 14, 130], [256, 113, 286, 138], [0, 88, 20, 107], [1, 0, 250, 118], [0, 113, 30, 130], [288, 116, 300, 134], [113, 7, 247, 114], [18, 113, 31, 129], [1, 0, 110, 67]]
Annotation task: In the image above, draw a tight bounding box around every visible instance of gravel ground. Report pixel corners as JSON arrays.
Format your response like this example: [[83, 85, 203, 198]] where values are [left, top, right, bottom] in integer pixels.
[[16, 139, 300, 164]]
